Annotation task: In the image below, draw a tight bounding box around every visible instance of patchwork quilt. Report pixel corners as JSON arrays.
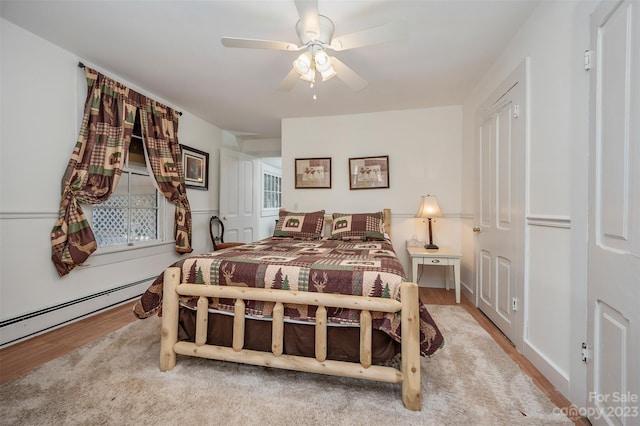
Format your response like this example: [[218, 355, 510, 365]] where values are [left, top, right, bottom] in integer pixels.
[[134, 237, 444, 356]]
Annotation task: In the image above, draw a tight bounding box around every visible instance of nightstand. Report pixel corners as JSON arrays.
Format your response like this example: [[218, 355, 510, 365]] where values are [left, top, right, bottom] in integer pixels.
[[407, 246, 462, 303]]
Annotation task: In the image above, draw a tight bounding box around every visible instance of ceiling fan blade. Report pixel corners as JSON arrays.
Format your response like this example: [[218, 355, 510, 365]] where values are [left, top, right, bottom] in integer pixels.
[[332, 57, 368, 91], [294, 0, 320, 40], [277, 68, 300, 91], [221, 37, 300, 51], [330, 21, 407, 52]]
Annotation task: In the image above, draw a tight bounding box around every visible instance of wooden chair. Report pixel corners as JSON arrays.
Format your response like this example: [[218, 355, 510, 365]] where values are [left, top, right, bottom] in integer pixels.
[[209, 216, 244, 251]]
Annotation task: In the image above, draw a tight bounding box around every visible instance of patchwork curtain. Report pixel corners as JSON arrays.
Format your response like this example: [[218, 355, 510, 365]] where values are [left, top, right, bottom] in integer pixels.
[[51, 66, 192, 276], [138, 98, 193, 253]]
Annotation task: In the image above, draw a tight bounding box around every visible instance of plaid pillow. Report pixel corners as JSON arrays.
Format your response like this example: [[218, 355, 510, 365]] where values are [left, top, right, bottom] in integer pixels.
[[273, 210, 325, 239], [329, 212, 386, 240]]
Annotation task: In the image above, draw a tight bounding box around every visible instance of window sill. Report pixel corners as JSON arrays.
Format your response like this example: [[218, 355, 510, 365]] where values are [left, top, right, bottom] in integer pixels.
[[78, 241, 176, 269], [261, 208, 280, 218]]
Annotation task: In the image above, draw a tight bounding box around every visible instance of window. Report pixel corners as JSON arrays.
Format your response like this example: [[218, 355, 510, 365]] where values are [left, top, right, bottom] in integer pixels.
[[263, 171, 281, 210], [92, 113, 164, 248]]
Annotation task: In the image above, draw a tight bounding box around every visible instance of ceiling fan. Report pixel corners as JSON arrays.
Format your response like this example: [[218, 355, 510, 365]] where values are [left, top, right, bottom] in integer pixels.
[[221, 0, 407, 91]]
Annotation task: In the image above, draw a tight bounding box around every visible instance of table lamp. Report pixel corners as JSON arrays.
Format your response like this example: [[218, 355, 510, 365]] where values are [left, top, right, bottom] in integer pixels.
[[416, 195, 443, 249]]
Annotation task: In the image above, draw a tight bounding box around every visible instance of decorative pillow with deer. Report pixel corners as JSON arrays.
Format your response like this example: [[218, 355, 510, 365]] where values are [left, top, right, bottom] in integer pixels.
[[329, 212, 386, 241], [273, 210, 325, 239]]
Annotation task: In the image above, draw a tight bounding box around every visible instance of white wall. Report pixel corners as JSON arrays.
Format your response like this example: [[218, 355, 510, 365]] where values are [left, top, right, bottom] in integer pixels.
[[242, 138, 282, 158], [281, 106, 463, 280], [461, 0, 594, 403], [0, 19, 223, 345]]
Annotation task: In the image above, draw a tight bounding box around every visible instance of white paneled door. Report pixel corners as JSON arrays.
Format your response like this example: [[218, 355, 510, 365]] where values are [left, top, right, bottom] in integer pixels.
[[219, 148, 258, 243], [476, 62, 526, 348], [587, 1, 640, 424]]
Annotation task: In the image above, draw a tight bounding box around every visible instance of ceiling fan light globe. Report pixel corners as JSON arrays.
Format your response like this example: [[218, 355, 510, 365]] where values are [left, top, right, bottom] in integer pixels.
[[314, 50, 330, 68], [293, 52, 312, 75], [320, 66, 337, 81], [299, 68, 315, 83]]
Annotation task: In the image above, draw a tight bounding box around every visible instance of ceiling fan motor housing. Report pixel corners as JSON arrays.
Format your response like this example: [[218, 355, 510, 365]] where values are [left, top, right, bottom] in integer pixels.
[[296, 15, 334, 46]]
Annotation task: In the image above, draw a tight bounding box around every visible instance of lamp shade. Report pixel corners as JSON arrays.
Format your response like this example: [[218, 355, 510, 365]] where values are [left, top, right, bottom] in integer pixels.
[[416, 195, 443, 218]]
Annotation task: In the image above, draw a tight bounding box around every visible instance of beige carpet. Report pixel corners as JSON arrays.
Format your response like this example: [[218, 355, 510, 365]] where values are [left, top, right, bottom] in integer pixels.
[[0, 305, 572, 425]]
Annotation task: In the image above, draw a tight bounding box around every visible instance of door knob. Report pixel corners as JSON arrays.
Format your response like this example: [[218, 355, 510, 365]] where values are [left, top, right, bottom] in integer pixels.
[[473, 227, 481, 233]]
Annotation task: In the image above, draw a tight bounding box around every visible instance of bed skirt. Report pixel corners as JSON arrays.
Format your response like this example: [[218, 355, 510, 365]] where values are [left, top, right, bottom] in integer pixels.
[[177, 308, 401, 364]]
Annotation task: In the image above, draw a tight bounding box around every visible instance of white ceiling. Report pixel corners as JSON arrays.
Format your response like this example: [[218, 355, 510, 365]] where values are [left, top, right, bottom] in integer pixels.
[[1, 0, 539, 139]]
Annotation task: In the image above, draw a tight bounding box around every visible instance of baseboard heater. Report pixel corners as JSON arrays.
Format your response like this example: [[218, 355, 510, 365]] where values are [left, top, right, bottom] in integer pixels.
[[0, 278, 153, 348]]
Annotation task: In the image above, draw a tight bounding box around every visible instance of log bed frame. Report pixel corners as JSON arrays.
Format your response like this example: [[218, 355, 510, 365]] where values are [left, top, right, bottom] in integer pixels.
[[159, 209, 422, 411]]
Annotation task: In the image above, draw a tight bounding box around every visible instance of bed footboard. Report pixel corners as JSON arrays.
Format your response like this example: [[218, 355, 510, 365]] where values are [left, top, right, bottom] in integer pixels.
[[159, 267, 421, 411]]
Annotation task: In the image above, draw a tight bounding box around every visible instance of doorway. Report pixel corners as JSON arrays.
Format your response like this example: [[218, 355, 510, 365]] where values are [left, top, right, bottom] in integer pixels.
[[219, 148, 259, 243]]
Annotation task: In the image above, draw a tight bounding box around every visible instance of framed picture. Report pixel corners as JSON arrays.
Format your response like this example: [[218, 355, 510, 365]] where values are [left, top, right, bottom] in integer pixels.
[[349, 155, 390, 190], [181, 145, 209, 190], [295, 158, 331, 189]]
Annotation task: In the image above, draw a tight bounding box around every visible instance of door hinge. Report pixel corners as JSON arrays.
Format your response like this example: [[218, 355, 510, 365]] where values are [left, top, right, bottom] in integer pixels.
[[513, 104, 520, 118], [512, 297, 519, 311], [581, 342, 590, 363], [584, 50, 592, 71]]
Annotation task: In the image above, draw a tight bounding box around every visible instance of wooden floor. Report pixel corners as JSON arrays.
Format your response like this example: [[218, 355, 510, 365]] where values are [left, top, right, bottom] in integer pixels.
[[0, 288, 585, 424], [0, 301, 138, 384]]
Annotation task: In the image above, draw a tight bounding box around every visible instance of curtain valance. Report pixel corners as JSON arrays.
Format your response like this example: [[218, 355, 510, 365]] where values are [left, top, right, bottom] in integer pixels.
[[51, 66, 193, 276]]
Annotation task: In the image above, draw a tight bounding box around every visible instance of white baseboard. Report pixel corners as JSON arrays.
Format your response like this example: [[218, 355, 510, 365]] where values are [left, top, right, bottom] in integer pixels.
[[0, 278, 153, 348], [461, 280, 474, 301], [522, 339, 570, 397]]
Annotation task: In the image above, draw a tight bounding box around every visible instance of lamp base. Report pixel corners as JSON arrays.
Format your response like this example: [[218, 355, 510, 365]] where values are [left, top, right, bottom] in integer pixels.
[[424, 243, 439, 250]]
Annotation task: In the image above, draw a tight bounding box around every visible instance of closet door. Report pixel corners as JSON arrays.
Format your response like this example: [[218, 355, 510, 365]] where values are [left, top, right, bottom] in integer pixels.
[[586, 1, 640, 424], [476, 62, 526, 349]]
